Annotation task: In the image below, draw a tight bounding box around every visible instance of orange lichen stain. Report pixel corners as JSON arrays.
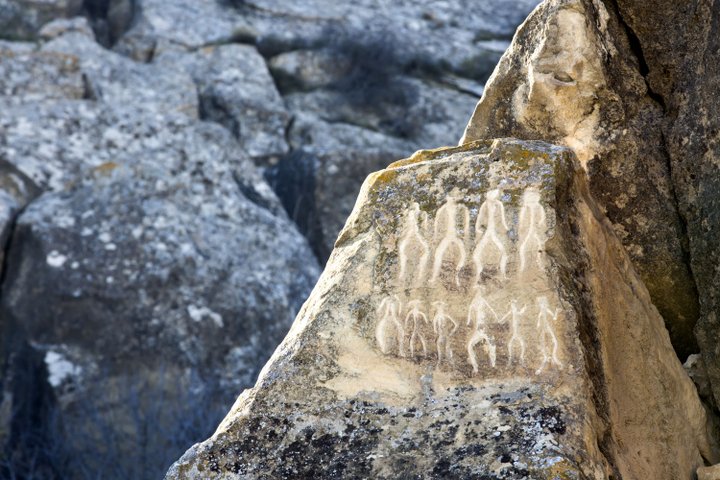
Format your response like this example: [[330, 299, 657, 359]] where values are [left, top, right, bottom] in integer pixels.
[[91, 161, 120, 177]]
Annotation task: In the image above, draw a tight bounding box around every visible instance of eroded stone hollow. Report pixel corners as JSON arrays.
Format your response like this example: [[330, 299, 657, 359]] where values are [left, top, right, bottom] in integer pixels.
[[166, 139, 716, 479]]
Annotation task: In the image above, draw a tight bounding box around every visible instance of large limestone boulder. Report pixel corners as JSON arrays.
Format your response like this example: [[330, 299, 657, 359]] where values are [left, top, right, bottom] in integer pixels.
[[166, 139, 716, 479], [461, 0, 700, 359]]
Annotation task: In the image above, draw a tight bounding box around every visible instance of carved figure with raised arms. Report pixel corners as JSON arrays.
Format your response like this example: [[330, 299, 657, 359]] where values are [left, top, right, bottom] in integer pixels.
[[375, 295, 406, 357], [432, 301, 458, 367], [518, 188, 547, 272], [535, 296, 562, 374], [430, 197, 470, 286], [398, 203, 430, 284], [473, 189, 510, 282], [505, 300, 527, 367], [404, 299, 429, 358], [466, 286, 499, 372]]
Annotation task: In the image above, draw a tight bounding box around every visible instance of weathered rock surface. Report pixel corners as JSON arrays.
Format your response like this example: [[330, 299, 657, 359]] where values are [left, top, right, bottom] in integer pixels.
[[157, 44, 290, 163], [42, 31, 198, 117], [166, 139, 716, 479], [0, 112, 319, 478], [461, 0, 701, 360], [0, 0, 83, 40]]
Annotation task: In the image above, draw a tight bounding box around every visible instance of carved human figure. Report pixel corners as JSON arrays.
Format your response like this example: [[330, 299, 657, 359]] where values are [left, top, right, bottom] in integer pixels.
[[375, 295, 406, 357], [466, 286, 499, 372], [432, 301, 458, 366], [398, 203, 430, 284], [518, 188, 548, 272], [535, 296, 562, 374], [473, 189, 509, 282], [504, 300, 527, 367], [404, 300, 429, 358], [430, 197, 470, 286]]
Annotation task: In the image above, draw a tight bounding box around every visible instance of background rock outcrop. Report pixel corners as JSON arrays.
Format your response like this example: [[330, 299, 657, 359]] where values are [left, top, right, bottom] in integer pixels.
[[166, 139, 717, 479]]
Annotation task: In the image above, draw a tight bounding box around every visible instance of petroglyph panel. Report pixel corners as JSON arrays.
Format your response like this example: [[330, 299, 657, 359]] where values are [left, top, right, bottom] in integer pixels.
[[371, 182, 562, 378]]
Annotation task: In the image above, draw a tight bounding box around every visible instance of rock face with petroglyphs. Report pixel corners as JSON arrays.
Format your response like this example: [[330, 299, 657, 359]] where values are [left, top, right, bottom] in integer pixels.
[[165, 138, 717, 480]]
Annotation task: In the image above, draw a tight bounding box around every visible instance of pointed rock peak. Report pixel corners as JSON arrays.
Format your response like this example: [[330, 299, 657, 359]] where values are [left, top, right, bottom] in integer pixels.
[[167, 138, 716, 479]]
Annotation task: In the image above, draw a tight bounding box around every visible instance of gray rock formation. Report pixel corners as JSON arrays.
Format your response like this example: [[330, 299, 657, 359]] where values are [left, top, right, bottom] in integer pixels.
[[0, 104, 319, 478], [0, 0, 83, 40], [0, 0, 541, 477], [166, 139, 717, 480], [156, 44, 290, 164]]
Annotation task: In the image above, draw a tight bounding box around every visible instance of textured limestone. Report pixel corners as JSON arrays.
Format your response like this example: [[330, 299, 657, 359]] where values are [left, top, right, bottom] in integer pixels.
[[699, 464, 720, 480], [166, 139, 716, 480], [0, 0, 83, 40], [461, 0, 700, 359], [41, 30, 198, 118], [0, 42, 85, 101], [156, 45, 290, 163]]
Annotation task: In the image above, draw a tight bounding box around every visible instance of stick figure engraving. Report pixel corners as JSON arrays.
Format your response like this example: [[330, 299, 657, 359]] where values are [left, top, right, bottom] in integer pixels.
[[518, 188, 548, 272], [473, 189, 510, 282], [432, 301, 458, 367], [535, 296, 562, 374], [430, 197, 470, 286], [466, 287, 499, 372], [504, 300, 527, 367], [398, 203, 430, 284], [375, 295, 406, 357], [405, 300, 429, 358]]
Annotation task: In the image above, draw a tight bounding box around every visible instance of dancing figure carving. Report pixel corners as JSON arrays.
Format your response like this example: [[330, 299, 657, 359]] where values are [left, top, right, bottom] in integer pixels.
[[466, 287, 498, 372], [430, 197, 470, 286], [504, 300, 527, 367], [404, 300, 429, 358], [432, 301, 458, 367], [375, 295, 406, 357], [398, 203, 430, 284], [535, 296, 562, 374], [518, 188, 548, 272], [473, 189, 510, 282]]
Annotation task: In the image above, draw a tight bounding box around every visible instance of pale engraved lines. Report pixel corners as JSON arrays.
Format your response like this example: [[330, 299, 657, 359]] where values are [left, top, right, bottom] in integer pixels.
[[432, 301, 459, 367], [473, 189, 510, 283], [430, 197, 470, 286], [518, 188, 548, 272], [505, 300, 527, 367], [375, 295, 406, 357], [398, 203, 430, 285], [466, 286, 499, 373], [405, 299, 429, 358], [535, 296, 562, 374]]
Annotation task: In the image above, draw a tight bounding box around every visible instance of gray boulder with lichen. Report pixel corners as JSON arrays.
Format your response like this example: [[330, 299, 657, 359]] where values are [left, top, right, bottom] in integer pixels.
[[0, 107, 319, 479], [165, 139, 716, 480]]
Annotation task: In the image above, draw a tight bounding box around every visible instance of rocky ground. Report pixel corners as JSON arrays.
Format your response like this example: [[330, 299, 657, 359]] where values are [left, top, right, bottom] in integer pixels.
[[0, 0, 539, 478]]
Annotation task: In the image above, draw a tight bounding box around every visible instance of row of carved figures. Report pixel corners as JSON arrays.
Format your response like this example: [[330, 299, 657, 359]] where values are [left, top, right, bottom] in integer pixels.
[[398, 187, 548, 285], [375, 289, 563, 375]]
